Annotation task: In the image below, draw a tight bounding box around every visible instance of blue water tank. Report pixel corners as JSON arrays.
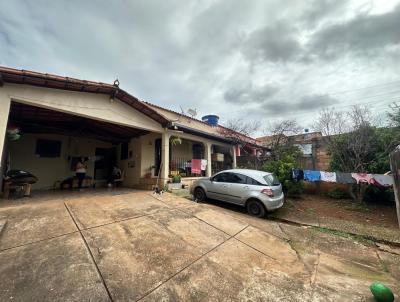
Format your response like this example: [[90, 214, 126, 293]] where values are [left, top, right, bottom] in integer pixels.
[[202, 115, 219, 126]]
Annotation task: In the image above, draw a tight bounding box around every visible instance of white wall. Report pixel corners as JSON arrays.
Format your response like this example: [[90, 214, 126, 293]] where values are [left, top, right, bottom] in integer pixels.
[[116, 137, 142, 186], [0, 94, 11, 176], [140, 132, 162, 177], [8, 133, 112, 189], [0, 83, 164, 133]]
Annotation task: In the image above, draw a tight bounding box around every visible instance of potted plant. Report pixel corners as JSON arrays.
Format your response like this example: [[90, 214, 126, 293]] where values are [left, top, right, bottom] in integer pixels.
[[168, 174, 182, 190], [170, 136, 182, 146]]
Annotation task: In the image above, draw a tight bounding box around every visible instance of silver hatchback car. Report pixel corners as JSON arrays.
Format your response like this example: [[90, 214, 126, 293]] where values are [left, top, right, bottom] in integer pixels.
[[190, 169, 284, 217]]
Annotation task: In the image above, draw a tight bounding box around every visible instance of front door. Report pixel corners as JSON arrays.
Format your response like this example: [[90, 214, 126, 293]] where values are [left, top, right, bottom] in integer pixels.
[[94, 147, 116, 180]]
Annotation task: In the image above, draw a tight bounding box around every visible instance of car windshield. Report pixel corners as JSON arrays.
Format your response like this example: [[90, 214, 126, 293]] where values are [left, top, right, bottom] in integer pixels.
[[263, 174, 280, 186]]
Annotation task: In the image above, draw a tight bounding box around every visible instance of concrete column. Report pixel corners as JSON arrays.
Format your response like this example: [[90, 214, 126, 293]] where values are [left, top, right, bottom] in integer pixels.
[[232, 145, 237, 168], [205, 142, 212, 177], [235, 145, 241, 157], [0, 96, 11, 175], [160, 131, 170, 185]]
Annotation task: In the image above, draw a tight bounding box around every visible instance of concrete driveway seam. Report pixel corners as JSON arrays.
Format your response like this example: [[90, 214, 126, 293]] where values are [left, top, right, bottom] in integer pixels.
[[150, 195, 249, 237], [136, 226, 250, 302], [309, 251, 321, 301], [64, 203, 114, 302], [0, 230, 79, 253], [233, 236, 277, 261]]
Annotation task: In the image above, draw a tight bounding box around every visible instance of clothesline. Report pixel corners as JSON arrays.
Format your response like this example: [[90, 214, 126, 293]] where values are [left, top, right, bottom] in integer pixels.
[[292, 169, 393, 187]]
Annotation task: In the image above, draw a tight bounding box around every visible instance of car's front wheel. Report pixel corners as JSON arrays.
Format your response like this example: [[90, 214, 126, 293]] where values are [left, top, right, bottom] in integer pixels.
[[246, 199, 266, 217], [194, 187, 206, 202]]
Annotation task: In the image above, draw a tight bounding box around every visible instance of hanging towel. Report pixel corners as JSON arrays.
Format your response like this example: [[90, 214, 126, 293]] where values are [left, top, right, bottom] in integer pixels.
[[351, 173, 373, 184], [371, 174, 394, 187], [191, 159, 201, 174], [200, 159, 208, 171], [303, 170, 321, 182], [292, 169, 304, 182], [336, 172, 356, 184], [320, 171, 336, 182]]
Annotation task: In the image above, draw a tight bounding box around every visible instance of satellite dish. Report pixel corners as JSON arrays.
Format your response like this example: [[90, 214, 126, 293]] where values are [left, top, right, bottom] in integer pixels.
[[187, 108, 197, 118]]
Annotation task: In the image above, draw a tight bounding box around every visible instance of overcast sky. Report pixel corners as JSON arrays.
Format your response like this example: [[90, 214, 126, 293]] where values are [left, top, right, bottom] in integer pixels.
[[1, 0, 399, 136]]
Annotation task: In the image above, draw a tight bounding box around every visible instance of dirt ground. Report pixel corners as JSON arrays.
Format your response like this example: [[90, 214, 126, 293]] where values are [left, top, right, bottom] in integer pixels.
[[286, 194, 399, 230]]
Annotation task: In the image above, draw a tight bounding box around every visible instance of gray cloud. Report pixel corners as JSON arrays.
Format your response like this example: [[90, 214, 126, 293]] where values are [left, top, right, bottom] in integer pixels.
[[301, 0, 350, 27], [224, 84, 279, 104], [258, 94, 338, 115], [241, 23, 302, 63], [309, 4, 400, 60], [0, 0, 399, 135]]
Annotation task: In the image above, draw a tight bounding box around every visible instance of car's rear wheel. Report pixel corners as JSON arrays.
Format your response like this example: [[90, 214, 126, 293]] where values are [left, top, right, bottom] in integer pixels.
[[194, 187, 206, 202], [246, 199, 266, 217]]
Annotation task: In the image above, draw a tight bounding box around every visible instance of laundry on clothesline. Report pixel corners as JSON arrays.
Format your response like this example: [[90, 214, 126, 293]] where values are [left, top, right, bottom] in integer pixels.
[[370, 174, 394, 187], [303, 170, 321, 182], [292, 169, 304, 182], [336, 172, 356, 184], [351, 173, 374, 184], [320, 171, 336, 183], [191, 159, 201, 174], [291, 168, 393, 187]]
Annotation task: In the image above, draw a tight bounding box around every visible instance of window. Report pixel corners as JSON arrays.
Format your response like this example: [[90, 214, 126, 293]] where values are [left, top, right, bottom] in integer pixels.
[[246, 177, 262, 185], [229, 173, 247, 184], [213, 172, 247, 184], [263, 174, 281, 186], [212, 172, 229, 182], [35, 139, 61, 158], [120, 142, 129, 160], [192, 143, 204, 159]]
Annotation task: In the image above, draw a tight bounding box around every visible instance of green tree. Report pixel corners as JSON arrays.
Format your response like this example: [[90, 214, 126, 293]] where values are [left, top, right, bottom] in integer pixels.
[[262, 147, 304, 197], [317, 106, 400, 201], [388, 106, 400, 127]]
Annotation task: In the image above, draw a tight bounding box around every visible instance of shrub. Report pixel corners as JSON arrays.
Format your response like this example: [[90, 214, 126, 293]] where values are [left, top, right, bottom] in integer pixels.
[[364, 186, 394, 204], [285, 180, 304, 197], [326, 188, 350, 199], [172, 174, 181, 183], [262, 153, 303, 197]]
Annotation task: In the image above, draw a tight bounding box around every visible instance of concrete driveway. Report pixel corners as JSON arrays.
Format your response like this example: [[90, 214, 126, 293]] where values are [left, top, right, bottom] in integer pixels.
[[0, 190, 398, 301]]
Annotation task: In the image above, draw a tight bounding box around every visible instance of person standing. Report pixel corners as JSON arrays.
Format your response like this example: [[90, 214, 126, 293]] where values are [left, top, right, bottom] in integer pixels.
[[75, 157, 87, 189], [108, 165, 122, 187]]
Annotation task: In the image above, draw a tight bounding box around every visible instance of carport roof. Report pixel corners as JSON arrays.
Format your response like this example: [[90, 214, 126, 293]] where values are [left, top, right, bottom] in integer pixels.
[[0, 66, 170, 127]]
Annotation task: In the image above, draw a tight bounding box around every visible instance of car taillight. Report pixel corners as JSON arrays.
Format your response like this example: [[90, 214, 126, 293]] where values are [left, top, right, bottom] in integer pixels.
[[261, 188, 274, 197]]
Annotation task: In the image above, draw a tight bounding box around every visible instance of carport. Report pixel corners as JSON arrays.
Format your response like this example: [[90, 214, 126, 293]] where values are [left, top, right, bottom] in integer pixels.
[[4, 101, 149, 190], [0, 67, 168, 195]]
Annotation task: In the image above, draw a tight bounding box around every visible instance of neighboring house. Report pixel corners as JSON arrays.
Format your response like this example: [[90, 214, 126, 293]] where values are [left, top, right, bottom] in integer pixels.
[[0, 66, 261, 191], [257, 131, 331, 171]]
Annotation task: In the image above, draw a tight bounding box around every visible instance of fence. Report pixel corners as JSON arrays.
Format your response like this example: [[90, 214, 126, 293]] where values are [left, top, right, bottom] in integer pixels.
[[169, 157, 205, 177], [389, 148, 400, 229]]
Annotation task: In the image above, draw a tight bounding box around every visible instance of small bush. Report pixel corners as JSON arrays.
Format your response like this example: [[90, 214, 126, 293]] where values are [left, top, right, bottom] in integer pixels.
[[326, 188, 350, 199], [263, 153, 304, 198], [285, 180, 304, 197], [172, 174, 181, 183], [364, 186, 394, 204]]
